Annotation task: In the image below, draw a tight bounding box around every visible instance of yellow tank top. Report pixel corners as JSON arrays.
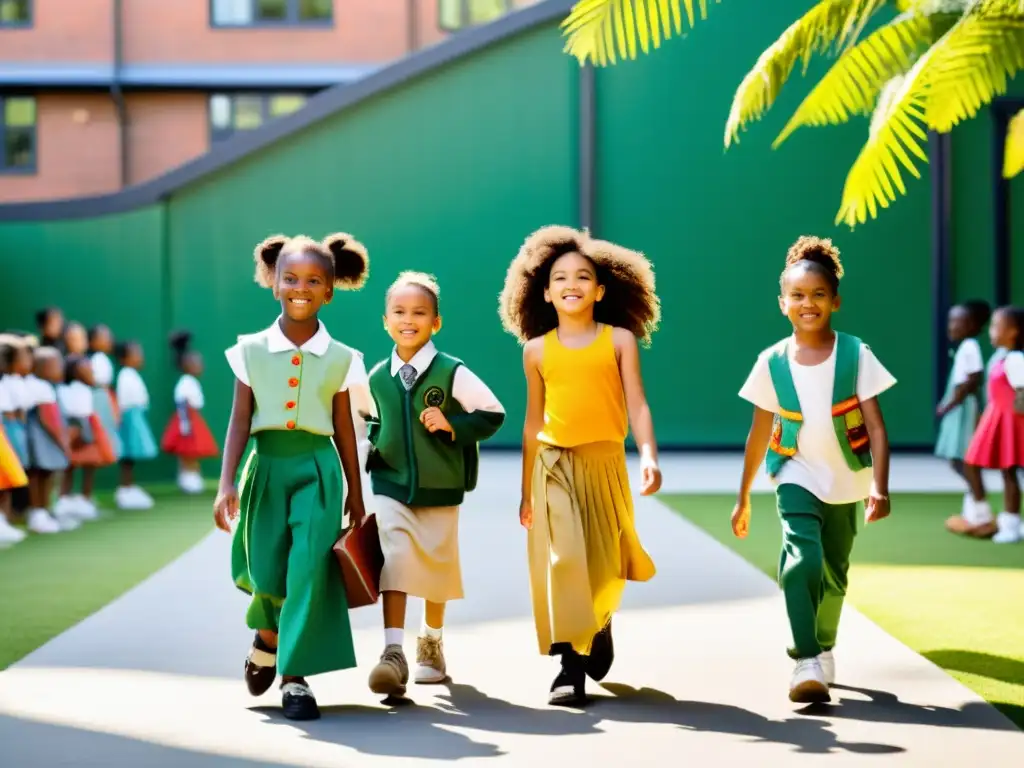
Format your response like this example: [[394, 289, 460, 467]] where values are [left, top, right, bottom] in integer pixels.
[[538, 324, 628, 448]]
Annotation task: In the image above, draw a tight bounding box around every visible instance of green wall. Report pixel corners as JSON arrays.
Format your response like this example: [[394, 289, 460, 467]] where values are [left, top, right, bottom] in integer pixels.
[[0, 1, 1012, 481]]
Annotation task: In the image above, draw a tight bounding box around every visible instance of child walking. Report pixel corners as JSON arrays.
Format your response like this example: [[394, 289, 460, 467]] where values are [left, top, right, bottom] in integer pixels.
[[935, 301, 989, 523], [161, 329, 219, 494], [363, 271, 505, 697], [115, 340, 158, 510], [498, 225, 662, 706], [960, 306, 1024, 544], [214, 232, 371, 721], [88, 324, 123, 464], [733, 236, 896, 704]]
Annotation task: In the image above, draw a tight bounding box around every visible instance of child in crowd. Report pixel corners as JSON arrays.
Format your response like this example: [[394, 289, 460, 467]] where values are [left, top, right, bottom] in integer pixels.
[[364, 271, 505, 696], [88, 324, 123, 463], [25, 347, 72, 533], [960, 306, 1024, 544], [499, 225, 662, 706], [214, 233, 370, 721], [36, 308, 65, 354], [0, 335, 28, 544], [161, 330, 219, 493], [733, 236, 895, 703], [115, 340, 158, 510], [2, 333, 36, 526]]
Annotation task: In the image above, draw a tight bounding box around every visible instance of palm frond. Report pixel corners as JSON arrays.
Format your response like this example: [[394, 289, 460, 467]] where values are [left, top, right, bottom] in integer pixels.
[[723, 0, 890, 149], [773, 10, 943, 147], [560, 0, 719, 67], [1006, 107, 1024, 178]]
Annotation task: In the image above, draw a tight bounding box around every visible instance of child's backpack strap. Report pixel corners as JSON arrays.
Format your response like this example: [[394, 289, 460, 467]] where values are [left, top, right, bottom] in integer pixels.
[[831, 333, 872, 469], [765, 340, 802, 475]]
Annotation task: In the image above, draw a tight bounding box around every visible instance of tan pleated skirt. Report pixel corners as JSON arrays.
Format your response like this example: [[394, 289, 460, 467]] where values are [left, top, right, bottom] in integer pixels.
[[375, 494, 464, 604], [527, 441, 656, 656]]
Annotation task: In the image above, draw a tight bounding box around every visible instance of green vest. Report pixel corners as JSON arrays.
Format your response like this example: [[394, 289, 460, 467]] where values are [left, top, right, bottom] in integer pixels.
[[765, 332, 872, 478], [367, 352, 480, 507], [240, 334, 352, 435]]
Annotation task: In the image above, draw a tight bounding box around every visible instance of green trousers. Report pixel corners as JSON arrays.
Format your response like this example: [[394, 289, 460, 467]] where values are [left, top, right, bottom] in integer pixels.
[[776, 483, 859, 660], [231, 430, 356, 677]]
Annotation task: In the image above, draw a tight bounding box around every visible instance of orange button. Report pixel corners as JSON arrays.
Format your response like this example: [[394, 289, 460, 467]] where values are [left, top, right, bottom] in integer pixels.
[[288, 377, 299, 387], [291, 355, 301, 366], [285, 401, 296, 410], [286, 420, 296, 430]]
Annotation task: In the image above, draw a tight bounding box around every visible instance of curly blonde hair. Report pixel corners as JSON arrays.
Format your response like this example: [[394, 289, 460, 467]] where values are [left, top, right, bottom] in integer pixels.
[[781, 235, 844, 294], [252, 233, 370, 290], [386, 270, 440, 313], [498, 225, 660, 345]]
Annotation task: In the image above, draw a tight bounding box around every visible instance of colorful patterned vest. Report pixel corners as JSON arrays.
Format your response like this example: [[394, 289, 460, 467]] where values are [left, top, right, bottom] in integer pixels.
[[765, 332, 872, 478]]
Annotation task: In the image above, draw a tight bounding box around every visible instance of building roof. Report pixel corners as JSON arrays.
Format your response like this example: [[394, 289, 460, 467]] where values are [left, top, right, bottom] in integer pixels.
[[0, 0, 575, 222]]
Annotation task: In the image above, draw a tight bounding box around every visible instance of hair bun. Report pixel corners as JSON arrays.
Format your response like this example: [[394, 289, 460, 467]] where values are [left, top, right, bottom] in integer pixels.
[[253, 235, 289, 288], [322, 233, 369, 290], [786, 235, 844, 280]]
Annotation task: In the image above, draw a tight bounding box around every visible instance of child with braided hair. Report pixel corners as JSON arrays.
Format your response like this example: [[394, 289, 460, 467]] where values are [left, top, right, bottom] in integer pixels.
[[214, 232, 371, 721], [733, 236, 896, 703], [499, 225, 662, 706]]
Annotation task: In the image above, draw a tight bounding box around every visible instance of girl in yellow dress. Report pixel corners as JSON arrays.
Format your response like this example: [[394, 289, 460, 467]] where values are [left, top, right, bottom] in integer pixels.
[[499, 225, 663, 706]]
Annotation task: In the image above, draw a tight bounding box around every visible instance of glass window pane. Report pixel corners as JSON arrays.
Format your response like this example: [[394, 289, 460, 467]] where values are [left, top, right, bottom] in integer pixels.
[[298, 0, 331, 21], [438, 0, 463, 30], [255, 0, 287, 20], [0, 0, 30, 24], [211, 0, 253, 25], [4, 127, 34, 168], [468, 0, 508, 25], [209, 94, 232, 130], [233, 96, 264, 130], [4, 97, 35, 128], [268, 93, 306, 117]]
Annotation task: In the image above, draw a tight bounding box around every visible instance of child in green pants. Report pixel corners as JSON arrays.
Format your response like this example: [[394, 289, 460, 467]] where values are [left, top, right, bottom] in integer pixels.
[[731, 236, 896, 704]]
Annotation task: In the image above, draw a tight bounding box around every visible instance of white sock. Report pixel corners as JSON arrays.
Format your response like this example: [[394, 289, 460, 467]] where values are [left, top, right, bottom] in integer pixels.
[[384, 627, 403, 647], [421, 622, 442, 640]]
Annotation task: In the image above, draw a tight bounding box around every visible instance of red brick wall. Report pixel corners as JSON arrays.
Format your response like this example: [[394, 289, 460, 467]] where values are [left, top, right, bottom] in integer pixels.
[[0, 0, 113, 63], [125, 93, 210, 186]]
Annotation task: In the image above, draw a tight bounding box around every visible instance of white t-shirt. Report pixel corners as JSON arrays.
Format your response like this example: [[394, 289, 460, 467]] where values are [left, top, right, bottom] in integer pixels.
[[173, 374, 205, 409], [2, 374, 31, 410], [91, 352, 115, 387], [739, 335, 897, 504], [58, 381, 95, 418], [0, 377, 11, 413], [25, 375, 58, 406], [116, 367, 150, 410], [1004, 350, 1024, 388], [951, 338, 984, 385]]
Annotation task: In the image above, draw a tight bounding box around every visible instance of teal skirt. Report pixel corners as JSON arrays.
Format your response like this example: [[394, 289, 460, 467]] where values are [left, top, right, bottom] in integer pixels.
[[230, 430, 355, 677], [119, 406, 157, 461], [92, 386, 123, 461], [935, 394, 980, 460]]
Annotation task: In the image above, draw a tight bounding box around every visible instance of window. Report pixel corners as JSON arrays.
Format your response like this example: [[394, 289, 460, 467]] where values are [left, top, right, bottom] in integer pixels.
[[438, 0, 511, 31], [0, 0, 31, 27], [0, 96, 36, 173], [209, 93, 308, 142], [211, 0, 331, 26]]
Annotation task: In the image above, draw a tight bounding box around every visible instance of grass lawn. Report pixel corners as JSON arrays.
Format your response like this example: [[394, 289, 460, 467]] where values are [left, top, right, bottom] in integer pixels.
[[659, 492, 1024, 729], [0, 487, 214, 669]]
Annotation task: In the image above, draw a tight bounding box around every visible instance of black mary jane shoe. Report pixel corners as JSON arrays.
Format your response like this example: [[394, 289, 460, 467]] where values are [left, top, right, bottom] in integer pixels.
[[244, 633, 278, 696], [548, 650, 586, 707], [584, 619, 614, 682], [281, 679, 321, 721]]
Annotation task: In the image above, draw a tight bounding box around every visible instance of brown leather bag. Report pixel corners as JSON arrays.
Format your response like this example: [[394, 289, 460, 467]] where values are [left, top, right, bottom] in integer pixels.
[[332, 514, 384, 609]]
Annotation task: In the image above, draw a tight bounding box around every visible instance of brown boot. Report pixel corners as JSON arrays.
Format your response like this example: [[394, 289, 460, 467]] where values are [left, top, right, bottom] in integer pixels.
[[368, 644, 409, 696]]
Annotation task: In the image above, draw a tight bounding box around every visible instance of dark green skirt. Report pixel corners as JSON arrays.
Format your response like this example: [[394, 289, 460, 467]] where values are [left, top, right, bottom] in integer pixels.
[[231, 430, 355, 677]]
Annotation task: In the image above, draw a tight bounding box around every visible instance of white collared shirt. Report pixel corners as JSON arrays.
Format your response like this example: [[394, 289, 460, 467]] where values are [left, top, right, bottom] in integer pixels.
[[1, 374, 31, 410], [174, 374, 205, 409], [224, 317, 368, 396], [91, 352, 115, 387], [116, 367, 150, 409], [58, 380, 95, 418], [368, 340, 504, 419], [25, 374, 58, 406]]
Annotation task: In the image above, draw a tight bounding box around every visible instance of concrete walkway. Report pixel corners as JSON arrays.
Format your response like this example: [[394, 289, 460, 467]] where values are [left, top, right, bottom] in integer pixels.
[[1, 454, 1021, 766]]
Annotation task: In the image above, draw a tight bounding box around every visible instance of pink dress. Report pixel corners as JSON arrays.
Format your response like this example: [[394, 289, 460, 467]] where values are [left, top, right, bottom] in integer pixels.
[[965, 358, 1024, 469]]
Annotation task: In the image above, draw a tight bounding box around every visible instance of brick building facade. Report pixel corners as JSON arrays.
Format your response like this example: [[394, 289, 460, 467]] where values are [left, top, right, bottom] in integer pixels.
[[0, 0, 537, 202]]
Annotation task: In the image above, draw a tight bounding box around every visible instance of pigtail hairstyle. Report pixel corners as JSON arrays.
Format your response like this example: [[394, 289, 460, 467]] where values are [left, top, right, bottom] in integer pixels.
[[781, 235, 844, 295], [253, 235, 289, 288], [168, 329, 193, 370], [499, 225, 660, 346], [322, 232, 370, 290]]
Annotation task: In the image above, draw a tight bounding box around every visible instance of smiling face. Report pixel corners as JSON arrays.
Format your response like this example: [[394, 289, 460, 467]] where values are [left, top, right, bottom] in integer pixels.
[[544, 251, 604, 318], [384, 284, 440, 353], [779, 262, 840, 334], [275, 250, 332, 321]]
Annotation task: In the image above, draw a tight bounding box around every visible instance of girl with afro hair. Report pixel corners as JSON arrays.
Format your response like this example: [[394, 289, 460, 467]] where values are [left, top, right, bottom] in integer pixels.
[[734, 235, 896, 704], [214, 232, 371, 721], [499, 225, 662, 706]]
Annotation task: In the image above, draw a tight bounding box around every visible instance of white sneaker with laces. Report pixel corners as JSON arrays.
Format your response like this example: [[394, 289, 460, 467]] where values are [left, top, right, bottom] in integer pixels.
[[789, 657, 830, 703], [818, 651, 835, 686]]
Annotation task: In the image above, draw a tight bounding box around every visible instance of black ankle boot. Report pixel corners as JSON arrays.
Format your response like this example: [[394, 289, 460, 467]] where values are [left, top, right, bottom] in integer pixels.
[[548, 649, 586, 706]]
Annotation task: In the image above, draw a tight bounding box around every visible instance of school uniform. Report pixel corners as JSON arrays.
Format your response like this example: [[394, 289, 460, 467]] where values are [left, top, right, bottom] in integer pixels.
[[0, 379, 27, 493], [161, 373, 219, 494], [24, 374, 72, 533], [224, 318, 367, 686], [2, 373, 32, 517], [116, 367, 158, 462], [739, 332, 895, 695], [935, 337, 984, 461], [53, 380, 114, 522], [90, 351, 123, 462]]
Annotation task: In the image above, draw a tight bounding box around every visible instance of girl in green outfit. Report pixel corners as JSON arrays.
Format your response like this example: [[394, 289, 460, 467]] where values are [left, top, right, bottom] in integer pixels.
[[214, 232, 371, 721]]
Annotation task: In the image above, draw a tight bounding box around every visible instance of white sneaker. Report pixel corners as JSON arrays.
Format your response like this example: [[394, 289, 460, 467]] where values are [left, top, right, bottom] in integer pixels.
[[789, 657, 830, 703], [818, 651, 835, 685], [992, 512, 1022, 544], [0, 516, 25, 544], [115, 485, 153, 510], [133, 486, 155, 507], [51, 507, 81, 531], [27, 508, 61, 534], [178, 471, 204, 494], [73, 495, 99, 521], [54, 495, 79, 519], [967, 499, 994, 527]]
